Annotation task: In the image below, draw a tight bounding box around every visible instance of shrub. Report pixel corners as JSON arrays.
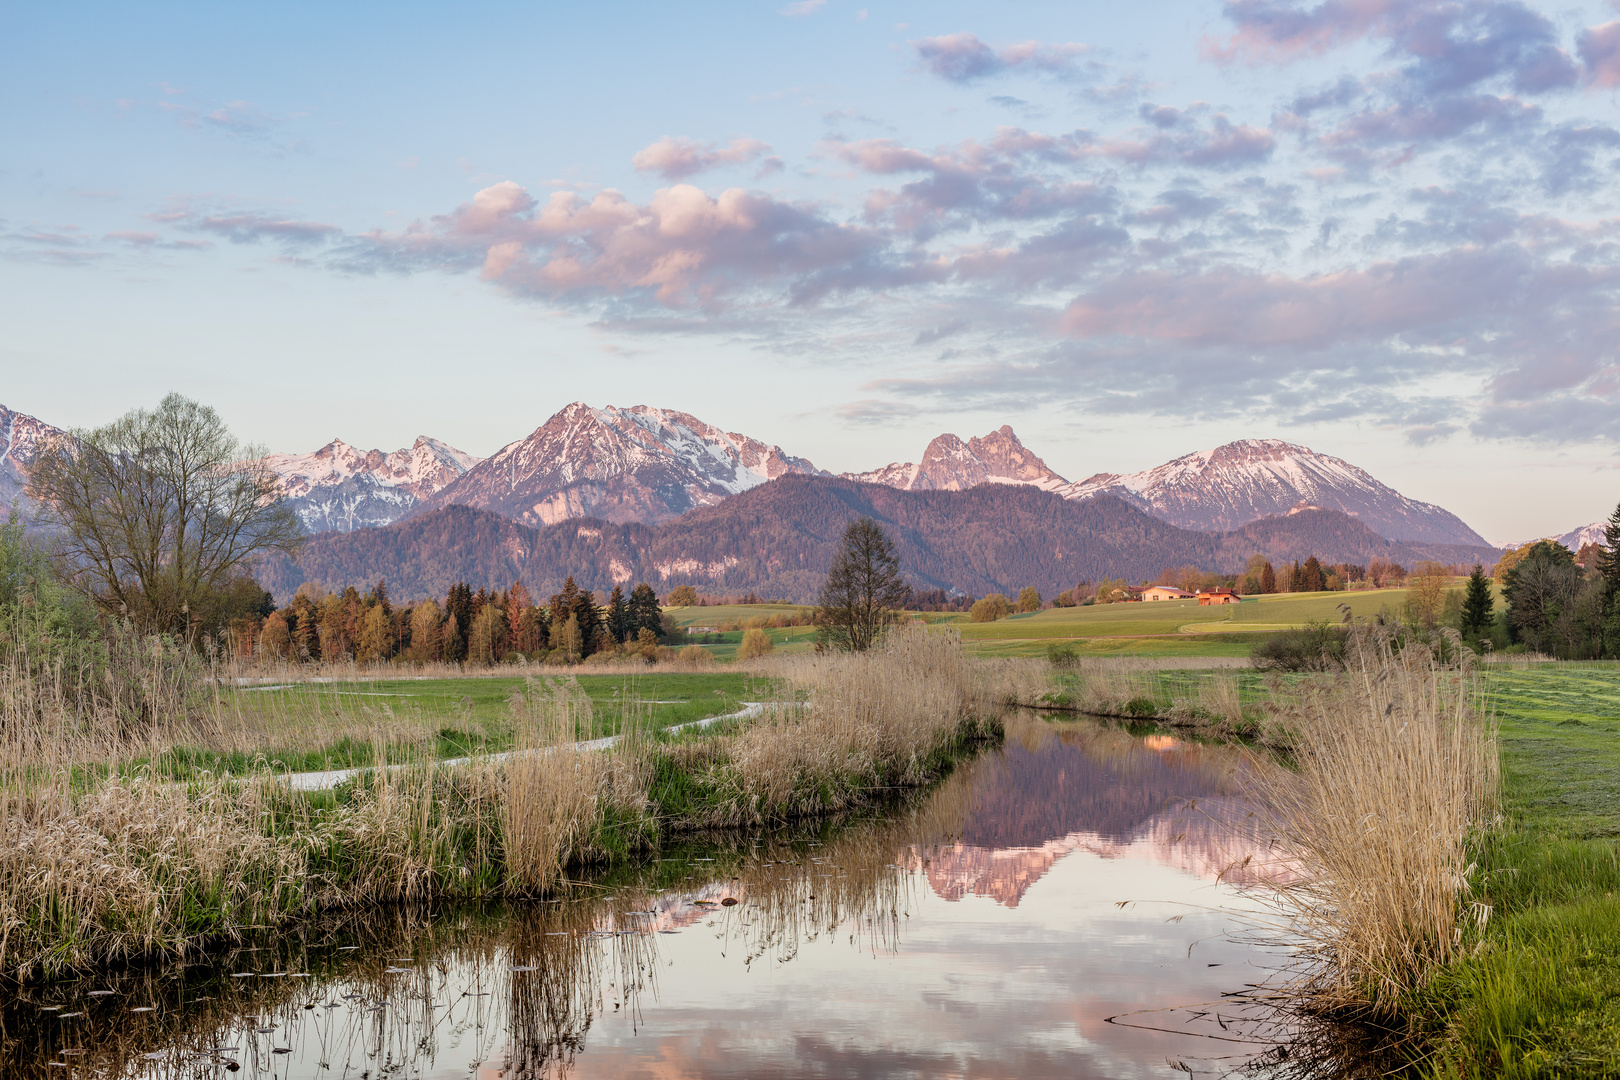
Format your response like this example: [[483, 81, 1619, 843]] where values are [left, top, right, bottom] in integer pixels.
[[969, 594, 1011, 623], [1046, 642, 1079, 667], [738, 628, 774, 660], [1251, 621, 1350, 672], [676, 645, 714, 667]]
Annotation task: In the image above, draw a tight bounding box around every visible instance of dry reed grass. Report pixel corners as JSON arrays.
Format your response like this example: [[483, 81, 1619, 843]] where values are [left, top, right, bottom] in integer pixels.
[[501, 679, 651, 894], [0, 627, 1000, 979], [690, 625, 996, 825], [1254, 627, 1499, 1014]]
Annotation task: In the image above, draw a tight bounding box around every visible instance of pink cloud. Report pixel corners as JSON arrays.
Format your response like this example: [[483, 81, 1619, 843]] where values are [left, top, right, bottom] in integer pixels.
[[1201, 0, 1405, 64], [344, 181, 892, 309], [1060, 246, 1608, 352], [632, 136, 776, 180], [913, 33, 1091, 82], [1579, 21, 1620, 87]]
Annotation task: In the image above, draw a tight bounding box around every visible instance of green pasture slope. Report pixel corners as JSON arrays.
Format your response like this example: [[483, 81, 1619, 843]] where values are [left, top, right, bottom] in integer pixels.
[[169, 671, 771, 779], [665, 603, 820, 658], [955, 587, 1413, 657], [1414, 663, 1620, 1077], [664, 592, 1419, 658]]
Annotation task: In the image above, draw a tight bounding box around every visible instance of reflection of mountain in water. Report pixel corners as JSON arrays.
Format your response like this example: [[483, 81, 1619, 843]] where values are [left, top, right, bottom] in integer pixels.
[[921, 728, 1281, 907]]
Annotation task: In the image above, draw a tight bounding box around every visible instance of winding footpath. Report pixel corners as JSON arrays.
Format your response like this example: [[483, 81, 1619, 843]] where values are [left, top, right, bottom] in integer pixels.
[[283, 702, 770, 791]]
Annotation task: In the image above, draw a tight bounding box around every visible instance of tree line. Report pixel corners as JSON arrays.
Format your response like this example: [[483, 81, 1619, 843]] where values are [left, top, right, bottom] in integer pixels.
[[1485, 509, 1620, 658], [252, 576, 669, 666]]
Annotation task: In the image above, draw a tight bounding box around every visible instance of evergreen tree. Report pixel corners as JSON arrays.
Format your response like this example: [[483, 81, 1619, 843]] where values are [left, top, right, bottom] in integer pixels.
[[1599, 500, 1620, 601], [606, 584, 629, 644], [550, 577, 580, 631], [628, 583, 663, 641], [1300, 556, 1325, 593], [1597, 501, 1620, 658], [443, 583, 473, 663], [1260, 561, 1276, 594], [1461, 564, 1495, 638], [570, 588, 603, 656]]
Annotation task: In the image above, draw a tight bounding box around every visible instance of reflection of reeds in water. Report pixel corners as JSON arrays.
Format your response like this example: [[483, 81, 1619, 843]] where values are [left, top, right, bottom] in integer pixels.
[[1, 768, 980, 1079]]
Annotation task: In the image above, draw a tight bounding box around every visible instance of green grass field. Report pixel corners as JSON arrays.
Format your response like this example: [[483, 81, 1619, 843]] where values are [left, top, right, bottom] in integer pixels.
[[1411, 663, 1620, 1076], [952, 587, 1413, 656], [167, 671, 774, 778], [664, 590, 1418, 659]]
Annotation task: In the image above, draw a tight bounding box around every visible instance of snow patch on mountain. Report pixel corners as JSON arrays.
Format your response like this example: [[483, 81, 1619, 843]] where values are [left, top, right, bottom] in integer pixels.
[[1059, 439, 1489, 546], [1505, 521, 1611, 552]]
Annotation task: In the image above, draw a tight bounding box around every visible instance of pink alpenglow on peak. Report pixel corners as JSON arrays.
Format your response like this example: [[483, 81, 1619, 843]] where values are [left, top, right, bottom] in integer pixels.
[[414, 402, 825, 528], [1059, 438, 1489, 547], [264, 436, 483, 532], [845, 425, 1070, 494], [0, 403, 67, 509]]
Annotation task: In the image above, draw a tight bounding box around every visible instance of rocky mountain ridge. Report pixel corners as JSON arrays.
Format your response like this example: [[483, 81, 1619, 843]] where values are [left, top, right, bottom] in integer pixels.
[[263, 436, 483, 532], [844, 425, 1069, 493]]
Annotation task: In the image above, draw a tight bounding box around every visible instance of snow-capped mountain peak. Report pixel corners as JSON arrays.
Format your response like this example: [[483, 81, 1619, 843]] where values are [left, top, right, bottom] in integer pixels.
[[845, 426, 1070, 493], [1060, 438, 1489, 546], [264, 435, 483, 532], [0, 403, 66, 511], [418, 402, 824, 527]]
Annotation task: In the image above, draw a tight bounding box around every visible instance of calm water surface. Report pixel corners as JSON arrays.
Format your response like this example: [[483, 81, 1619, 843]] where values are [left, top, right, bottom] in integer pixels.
[[6, 716, 1300, 1079]]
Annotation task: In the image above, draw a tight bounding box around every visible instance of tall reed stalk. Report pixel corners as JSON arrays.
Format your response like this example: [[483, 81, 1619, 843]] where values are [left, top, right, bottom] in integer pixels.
[[1258, 627, 1499, 1014]]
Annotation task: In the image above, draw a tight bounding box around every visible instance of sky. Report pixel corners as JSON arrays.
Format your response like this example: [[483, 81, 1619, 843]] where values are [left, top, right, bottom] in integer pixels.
[[4, 0, 1620, 545]]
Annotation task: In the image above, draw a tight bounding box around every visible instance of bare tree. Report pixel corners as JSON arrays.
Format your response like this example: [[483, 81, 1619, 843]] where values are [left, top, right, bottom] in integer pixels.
[[26, 392, 303, 636], [814, 517, 910, 652]]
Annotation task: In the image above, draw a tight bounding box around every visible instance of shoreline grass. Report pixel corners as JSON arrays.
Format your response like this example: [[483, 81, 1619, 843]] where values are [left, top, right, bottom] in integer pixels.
[[0, 626, 1010, 981]]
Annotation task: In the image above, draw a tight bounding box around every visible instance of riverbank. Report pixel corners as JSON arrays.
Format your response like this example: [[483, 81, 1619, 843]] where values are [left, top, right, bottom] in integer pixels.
[[0, 628, 1016, 981], [1402, 663, 1620, 1077]]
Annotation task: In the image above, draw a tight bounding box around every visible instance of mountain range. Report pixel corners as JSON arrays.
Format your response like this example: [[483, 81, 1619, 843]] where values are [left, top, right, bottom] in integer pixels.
[[259, 477, 1502, 604], [0, 397, 1541, 601], [414, 402, 823, 528], [249, 402, 1493, 548]]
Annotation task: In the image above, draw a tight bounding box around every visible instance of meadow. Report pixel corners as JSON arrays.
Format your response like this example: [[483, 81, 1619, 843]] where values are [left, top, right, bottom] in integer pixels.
[[183, 670, 773, 778], [1401, 662, 1620, 1076], [665, 589, 1419, 659]]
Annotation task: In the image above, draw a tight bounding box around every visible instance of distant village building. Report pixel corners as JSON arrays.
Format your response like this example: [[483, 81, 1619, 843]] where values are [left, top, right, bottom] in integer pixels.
[[1142, 586, 1195, 601], [1197, 588, 1241, 606]]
